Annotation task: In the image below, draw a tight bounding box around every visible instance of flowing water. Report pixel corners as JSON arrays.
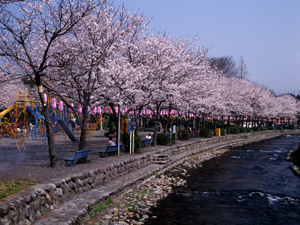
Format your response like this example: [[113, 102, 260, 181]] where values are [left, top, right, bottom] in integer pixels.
[[145, 135, 300, 225]]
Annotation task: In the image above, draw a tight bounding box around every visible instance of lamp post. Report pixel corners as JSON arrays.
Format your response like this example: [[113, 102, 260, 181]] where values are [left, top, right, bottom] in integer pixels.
[[117, 103, 121, 157]]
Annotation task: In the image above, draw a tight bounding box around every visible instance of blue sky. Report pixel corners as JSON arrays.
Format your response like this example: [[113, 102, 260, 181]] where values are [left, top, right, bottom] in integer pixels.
[[114, 0, 300, 95]]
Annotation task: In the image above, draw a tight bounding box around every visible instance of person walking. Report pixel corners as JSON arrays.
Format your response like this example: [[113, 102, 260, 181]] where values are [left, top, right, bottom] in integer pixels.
[[29, 123, 35, 140]]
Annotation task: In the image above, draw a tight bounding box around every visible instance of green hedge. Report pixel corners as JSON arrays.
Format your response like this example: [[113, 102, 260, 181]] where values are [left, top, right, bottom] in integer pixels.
[[122, 133, 142, 153], [288, 124, 296, 130], [239, 127, 247, 133], [181, 129, 190, 140], [252, 127, 259, 132], [230, 126, 239, 134], [157, 133, 171, 145], [221, 129, 226, 136], [200, 128, 212, 138]]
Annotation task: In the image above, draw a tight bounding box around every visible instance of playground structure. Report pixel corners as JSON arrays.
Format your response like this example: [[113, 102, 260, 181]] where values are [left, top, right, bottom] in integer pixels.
[[0, 91, 110, 150]]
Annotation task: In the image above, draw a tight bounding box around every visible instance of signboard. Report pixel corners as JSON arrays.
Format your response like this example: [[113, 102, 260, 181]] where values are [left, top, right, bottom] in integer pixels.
[[131, 118, 136, 130]]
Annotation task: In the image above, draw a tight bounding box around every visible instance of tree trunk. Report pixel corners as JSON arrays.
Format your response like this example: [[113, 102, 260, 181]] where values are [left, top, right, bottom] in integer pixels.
[[36, 75, 58, 167], [213, 119, 217, 135], [152, 103, 161, 147], [43, 103, 58, 167], [178, 116, 182, 140], [227, 116, 230, 134], [197, 116, 201, 136], [79, 107, 88, 150], [221, 117, 224, 130]]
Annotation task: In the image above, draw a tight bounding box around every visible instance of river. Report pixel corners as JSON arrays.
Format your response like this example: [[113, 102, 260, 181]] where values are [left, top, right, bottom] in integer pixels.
[[145, 134, 300, 225]]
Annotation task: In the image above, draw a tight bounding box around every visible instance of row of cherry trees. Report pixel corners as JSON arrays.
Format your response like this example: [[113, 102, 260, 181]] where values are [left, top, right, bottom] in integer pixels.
[[0, 0, 299, 166]]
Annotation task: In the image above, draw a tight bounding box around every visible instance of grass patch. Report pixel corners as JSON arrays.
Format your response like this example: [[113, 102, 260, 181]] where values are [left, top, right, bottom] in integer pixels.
[[84, 197, 113, 224], [0, 181, 35, 202]]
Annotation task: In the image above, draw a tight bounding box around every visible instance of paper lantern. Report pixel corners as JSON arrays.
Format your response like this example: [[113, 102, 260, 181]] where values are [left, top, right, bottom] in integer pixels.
[[58, 100, 63, 112], [77, 104, 82, 114], [69, 103, 74, 113], [97, 106, 101, 114], [43, 93, 47, 102], [50, 98, 56, 109], [92, 106, 97, 115]]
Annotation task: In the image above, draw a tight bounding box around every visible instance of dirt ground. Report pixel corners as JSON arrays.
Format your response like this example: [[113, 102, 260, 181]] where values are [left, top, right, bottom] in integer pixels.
[[0, 131, 187, 184]]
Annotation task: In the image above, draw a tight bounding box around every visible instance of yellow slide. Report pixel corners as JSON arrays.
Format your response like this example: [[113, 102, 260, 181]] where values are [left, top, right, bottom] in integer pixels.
[[0, 105, 14, 118]]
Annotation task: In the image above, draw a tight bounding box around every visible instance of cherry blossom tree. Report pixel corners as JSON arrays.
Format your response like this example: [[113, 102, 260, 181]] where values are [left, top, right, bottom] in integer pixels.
[[0, 0, 103, 167]]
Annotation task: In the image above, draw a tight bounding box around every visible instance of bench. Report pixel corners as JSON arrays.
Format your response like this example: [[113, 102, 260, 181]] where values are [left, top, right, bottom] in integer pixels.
[[64, 149, 91, 167], [98, 144, 123, 157], [142, 138, 152, 148]]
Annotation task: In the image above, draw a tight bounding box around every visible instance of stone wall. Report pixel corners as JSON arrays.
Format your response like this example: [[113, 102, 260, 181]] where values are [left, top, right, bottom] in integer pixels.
[[0, 129, 299, 225]]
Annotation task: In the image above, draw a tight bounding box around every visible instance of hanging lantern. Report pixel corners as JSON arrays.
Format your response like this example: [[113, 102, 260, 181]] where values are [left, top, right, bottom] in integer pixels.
[[43, 93, 47, 103], [123, 106, 127, 114], [97, 106, 101, 115], [78, 104, 82, 114], [109, 107, 113, 114], [58, 100, 63, 112], [50, 98, 56, 109], [103, 106, 107, 113], [114, 106, 118, 114], [92, 106, 97, 115], [69, 103, 74, 113]]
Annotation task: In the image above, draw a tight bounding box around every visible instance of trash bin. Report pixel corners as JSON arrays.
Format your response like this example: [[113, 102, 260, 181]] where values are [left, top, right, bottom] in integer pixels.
[[216, 128, 221, 136]]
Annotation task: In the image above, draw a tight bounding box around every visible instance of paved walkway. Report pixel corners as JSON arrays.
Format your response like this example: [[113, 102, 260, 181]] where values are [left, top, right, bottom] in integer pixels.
[[0, 131, 214, 183]]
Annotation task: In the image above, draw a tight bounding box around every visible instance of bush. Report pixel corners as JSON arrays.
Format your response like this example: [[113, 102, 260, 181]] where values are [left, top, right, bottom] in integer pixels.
[[239, 127, 247, 133], [221, 129, 226, 136], [246, 128, 252, 133], [122, 133, 142, 153], [230, 126, 239, 134], [288, 124, 296, 130], [200, 128, 212, 138], [181, 129, 190, 140], [157, 133, 171, 145], [252, 126, 259, 132], [267, 126, 274, 130]]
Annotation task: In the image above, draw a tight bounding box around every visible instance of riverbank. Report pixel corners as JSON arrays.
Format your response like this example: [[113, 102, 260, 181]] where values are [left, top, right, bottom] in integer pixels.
[[84, 148, 229, 225], [1, 129, 299, 225], [286, 141, 300, 175]]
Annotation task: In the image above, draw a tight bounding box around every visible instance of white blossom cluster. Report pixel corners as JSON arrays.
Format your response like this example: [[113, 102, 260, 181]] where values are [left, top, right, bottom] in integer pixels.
[[0, 0, 299, 123]]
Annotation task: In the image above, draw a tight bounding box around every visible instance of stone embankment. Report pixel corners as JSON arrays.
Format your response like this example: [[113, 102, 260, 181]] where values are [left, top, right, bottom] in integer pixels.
[[0, 129, 299, 225], [286, 141, 300, 175], [85, 148, 228, 225]]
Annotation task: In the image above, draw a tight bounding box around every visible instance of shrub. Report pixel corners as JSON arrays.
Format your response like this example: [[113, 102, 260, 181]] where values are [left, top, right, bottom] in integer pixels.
[[181, 129, 190, 140], [221, 129, 226, 136], [157, 133, 171, 145], [200, 128, 212, 138], [230, 126, 239, 134], [288, 124, 296, 130], [122, 133, 142, 153], [246, 128, 252, 133], [268, 126, 274, 130], [252, 126, 259, 132], [239, 127, 247, 133]]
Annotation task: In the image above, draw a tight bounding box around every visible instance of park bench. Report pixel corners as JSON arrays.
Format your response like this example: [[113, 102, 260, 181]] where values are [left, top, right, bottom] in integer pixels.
[[64, 149, 91, 167], [142, 138, 152, 148], [98, 144, 123, 157]]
